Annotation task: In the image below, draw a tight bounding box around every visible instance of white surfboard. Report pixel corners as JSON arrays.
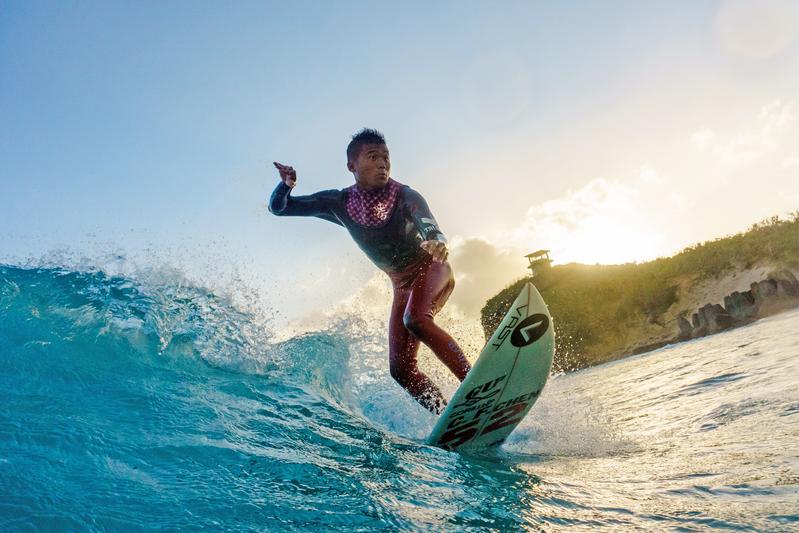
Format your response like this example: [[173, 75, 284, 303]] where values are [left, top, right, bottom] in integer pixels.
[[428, 282, 555, 452]]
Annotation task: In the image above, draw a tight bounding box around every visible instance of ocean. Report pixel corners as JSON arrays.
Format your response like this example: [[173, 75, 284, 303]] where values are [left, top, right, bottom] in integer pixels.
[[1, 264, 797, 531]]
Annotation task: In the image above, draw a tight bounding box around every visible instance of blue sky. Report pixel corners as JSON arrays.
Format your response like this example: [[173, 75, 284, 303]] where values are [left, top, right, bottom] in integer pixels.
[[2, 1, 799, 323]]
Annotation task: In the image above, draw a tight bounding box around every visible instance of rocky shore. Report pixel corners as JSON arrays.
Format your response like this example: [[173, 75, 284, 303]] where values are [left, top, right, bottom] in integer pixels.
[[674, 268, 799, 339], [621, 268, 799, 358]]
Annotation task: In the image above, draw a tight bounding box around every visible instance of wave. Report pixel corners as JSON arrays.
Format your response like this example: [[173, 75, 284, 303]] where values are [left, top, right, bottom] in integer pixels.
[[0, 262, 619, 450], [0, 263, 348, 395], [0, 263, 434, 436]]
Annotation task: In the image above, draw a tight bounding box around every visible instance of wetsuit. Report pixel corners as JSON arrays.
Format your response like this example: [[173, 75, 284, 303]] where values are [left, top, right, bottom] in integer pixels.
[[269, 178, 471, 414]]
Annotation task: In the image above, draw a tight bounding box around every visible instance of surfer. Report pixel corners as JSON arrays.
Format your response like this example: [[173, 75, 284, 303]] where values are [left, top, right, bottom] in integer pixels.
[[269, 128, 471, 414]]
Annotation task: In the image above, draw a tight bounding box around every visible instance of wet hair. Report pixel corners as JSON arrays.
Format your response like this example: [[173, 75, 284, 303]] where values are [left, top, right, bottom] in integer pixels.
[[346, 128, 387, 163]]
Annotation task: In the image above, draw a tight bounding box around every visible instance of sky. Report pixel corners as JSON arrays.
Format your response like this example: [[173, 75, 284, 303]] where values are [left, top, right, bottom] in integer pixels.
[[2, 0, 799, 326]]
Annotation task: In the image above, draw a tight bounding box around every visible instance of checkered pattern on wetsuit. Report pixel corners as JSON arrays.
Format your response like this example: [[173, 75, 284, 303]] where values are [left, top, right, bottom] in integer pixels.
[[345, 178, 402, 227]]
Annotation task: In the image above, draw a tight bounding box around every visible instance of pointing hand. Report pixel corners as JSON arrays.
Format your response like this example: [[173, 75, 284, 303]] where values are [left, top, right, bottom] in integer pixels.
[[273, 162, 297, 188]]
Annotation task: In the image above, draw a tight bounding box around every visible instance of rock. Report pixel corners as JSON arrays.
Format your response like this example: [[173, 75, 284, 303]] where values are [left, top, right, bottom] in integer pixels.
[[768, 269, 799, 298], [691, 310, 707, 338], [724, 290, 758, 320], [751, 279, 778, 303], [711, 303, 734, 331], [625, 268, 799, 359], [677, 316, 692, 340], [698, 303, 734, 334], [683, 269, 799, 342]]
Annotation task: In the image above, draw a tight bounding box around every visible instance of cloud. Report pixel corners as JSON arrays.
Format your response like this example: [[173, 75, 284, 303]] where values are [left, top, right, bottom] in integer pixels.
[[446, 237, 529, 318], [638, 164, 663, 184], [692, 100, 797, 165], [504, 176, 669, 266], [490, 99, 799, 271], [691, 128, 716, 148], [512, 177, 636, 236], [716, 0, 799, 60]]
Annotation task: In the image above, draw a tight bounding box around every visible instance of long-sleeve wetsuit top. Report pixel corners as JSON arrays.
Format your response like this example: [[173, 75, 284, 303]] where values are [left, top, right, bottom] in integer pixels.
[[268, 179, 447, 273]]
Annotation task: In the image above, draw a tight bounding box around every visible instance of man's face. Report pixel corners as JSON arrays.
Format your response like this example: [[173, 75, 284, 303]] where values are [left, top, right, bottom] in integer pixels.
[[348, 143, 390, 191]]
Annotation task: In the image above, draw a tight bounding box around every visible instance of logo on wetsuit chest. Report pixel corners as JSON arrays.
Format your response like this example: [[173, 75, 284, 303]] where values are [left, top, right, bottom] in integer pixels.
[[373, 201, 390, 221]]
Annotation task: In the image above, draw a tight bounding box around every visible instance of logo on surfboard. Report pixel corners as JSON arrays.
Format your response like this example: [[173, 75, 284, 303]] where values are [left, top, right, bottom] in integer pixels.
[[510, 314, 549, 347]]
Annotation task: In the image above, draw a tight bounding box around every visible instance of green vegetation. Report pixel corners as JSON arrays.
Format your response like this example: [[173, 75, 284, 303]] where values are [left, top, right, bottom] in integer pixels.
[[481, 213, 799, 372]]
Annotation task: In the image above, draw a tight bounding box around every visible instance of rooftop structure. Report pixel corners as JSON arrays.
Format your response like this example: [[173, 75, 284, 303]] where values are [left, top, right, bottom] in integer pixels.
[[526, 249, 552, 277]]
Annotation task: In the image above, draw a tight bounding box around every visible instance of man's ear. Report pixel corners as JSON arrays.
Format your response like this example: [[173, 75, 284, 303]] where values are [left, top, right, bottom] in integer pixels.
[[346, 161, 354, 172]]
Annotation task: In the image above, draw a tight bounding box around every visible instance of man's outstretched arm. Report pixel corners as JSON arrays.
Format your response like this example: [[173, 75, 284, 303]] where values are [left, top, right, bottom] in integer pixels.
[[269, 162, 343, 226]]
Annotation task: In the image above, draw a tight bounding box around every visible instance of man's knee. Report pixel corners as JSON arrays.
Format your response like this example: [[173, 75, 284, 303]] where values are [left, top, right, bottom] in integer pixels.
[[403, 311, 431, 337]]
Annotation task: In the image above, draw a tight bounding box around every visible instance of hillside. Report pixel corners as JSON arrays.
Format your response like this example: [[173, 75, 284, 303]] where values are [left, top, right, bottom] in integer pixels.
[[481, 214, 799, 372]]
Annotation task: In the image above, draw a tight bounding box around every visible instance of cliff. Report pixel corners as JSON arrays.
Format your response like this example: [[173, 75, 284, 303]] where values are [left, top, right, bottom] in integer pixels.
[[481, 215, 799, 372]]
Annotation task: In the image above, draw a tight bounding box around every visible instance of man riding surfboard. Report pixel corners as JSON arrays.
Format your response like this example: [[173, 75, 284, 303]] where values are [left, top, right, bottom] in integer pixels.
[[270, 128, 471, 414]]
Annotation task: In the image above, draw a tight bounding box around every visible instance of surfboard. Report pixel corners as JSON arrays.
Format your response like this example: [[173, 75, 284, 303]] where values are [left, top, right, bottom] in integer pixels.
[[428, 282, 555, 452]]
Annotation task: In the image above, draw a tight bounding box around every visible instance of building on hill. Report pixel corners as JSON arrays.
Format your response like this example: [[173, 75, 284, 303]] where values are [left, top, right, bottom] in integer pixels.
[[526, 250, 552, 278]]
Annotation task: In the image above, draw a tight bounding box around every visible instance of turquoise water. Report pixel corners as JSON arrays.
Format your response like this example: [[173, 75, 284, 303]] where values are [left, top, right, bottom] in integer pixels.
[[1, 264, 798, 531]]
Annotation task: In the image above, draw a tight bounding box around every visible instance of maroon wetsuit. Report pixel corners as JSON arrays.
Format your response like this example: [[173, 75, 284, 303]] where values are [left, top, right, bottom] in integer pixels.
[[269, 178, 471, 413]]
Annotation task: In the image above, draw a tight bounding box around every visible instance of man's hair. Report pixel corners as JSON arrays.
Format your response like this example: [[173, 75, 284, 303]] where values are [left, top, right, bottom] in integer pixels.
[[347, 128, 387, 163]]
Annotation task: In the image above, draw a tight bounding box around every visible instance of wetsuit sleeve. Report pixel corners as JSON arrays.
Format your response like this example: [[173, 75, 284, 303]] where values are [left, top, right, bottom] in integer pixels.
[[268, 181, 344, 227], [404, 187, 447, 244]]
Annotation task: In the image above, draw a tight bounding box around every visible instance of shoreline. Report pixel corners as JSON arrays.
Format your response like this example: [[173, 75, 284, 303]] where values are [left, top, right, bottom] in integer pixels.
[[591, 265, 799, 368]]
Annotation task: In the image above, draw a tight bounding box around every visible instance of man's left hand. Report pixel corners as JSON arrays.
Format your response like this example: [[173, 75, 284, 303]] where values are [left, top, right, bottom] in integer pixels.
[[420, 240, 448, 263]]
